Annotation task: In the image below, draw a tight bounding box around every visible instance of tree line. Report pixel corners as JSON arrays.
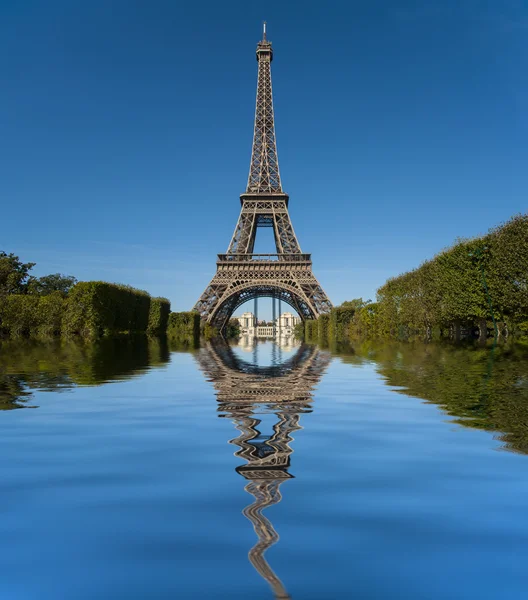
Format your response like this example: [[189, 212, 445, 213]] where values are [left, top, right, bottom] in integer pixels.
[[305, 214, 528, 341], [0, 251, 170, 338]]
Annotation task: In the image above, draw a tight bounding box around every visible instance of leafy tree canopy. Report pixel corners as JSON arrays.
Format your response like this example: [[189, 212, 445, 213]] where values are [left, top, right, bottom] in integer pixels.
[[339, 298, 370, 311], [0, 251, 35, 295], [27, 273, 78, 296]]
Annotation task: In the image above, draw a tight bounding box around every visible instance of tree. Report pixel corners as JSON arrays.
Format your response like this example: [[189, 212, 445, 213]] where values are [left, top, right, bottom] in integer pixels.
[[226, 318, 240, 338], [0, 252, 35, 295], [339, 298, 370, 311], [27, 273, 77, 296]]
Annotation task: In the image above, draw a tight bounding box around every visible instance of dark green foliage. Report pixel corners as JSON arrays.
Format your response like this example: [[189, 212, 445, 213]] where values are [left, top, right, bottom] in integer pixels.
[[168, 311, 200, 338], [202, 322, 219, 340], [305, 319, 318, 341], [353, 303, 379, 337], [339, 299, 369, 311], [329, 305, 357, 339], [148, 297, 171, 335], [309, 214, 527, 342], [0, 293, 65, 337], [1, 252, 75, 297], [63, 282, 151, 338], [27, 273, 77, 296], [318, 314, 330, 340], [293, 322, 304, 339], [225, 318, 240, 338], [0, 295, 39, 336], [487, 215, 528, 326], [374, 215, 528, 339], [35, 293, 65, 336], [0, 248, 172, 339], [0, 252, 35, 295]]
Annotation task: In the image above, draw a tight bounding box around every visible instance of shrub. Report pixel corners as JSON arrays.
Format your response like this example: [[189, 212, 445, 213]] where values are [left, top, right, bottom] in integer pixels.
[[372, 214, 528, 339], [318, 313, 330, 340], [0, 293, 65, 337], [0, 295, 40, 336], [202, 322, 218, 340], [62, 282, 151, 338], [225, 318, 240, 338], [305, 319, 318, 341], [35, 292, 65, 336], [293, 322, 304, 339], [148, 297, 171, 335], [167, 311, 200, 338], [329, 306, 356, 339]]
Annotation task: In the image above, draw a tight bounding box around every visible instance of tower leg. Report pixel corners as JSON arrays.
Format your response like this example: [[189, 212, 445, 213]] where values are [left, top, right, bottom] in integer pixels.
[[254, 297, 258, 337], [272, 297, 276, 338]]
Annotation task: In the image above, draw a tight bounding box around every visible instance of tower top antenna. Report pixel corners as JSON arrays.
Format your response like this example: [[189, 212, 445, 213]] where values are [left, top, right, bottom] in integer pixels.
[[263, 21, 267, 41]]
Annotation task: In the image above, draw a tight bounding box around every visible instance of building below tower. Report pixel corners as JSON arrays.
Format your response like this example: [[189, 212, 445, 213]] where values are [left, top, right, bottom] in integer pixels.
[[235, 311, 301, 337]]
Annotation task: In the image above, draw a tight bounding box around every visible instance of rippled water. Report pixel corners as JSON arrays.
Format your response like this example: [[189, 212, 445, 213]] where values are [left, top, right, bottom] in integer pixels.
[[1, 335, 528, 599]]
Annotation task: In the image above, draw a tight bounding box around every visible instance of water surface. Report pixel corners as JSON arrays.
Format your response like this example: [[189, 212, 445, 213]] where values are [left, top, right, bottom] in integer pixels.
[[1, 336, 528, 599]]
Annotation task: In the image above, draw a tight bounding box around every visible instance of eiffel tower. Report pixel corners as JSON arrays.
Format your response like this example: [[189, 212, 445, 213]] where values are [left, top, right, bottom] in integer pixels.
[[194, 24, 332, 332]]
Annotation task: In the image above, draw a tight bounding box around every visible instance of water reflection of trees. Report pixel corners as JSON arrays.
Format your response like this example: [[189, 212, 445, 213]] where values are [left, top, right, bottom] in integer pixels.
[[0, 336, 170, 410], [336, 340, 528, 454], [195, 340, 330, 599]]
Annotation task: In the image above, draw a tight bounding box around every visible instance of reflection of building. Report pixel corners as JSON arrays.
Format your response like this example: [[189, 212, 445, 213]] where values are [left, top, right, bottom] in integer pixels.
[[235, 311, 301, 338], [195, 339, 330, 599], [238, 335, 300, 352]]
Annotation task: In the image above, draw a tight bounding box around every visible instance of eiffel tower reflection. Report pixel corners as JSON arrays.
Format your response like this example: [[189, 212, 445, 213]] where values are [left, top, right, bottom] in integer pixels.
[[195, 338, 330, 599]]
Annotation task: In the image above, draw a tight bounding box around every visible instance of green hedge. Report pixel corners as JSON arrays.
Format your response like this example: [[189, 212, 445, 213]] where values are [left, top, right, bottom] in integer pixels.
[[0, 283, 174, 339], [37, 293, 65, 335], [313, 213, 528, 341], [318, 313, 330, 340], [148, 297, 171, 335], [0, 295, 39, 336], [0, 293, 65, 337], [293, 322, 305, 339], [329, 306, 356, 339], [167, 311, 200, 338], [374, 214, 528, 338], [305, 319, 318, 341], [63, 282, 151, 338]]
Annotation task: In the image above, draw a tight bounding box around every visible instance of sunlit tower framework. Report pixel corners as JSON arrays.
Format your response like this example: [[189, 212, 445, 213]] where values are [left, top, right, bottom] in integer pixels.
[[193, 23, 332, 332]]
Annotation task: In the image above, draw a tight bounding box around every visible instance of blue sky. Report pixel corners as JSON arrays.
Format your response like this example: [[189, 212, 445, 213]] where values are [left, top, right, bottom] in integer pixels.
[[1, 1, 527, 317]]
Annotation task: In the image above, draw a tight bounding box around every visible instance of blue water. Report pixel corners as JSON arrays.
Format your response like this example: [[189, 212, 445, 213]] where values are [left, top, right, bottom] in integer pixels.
[[1, 337, 528, 599]]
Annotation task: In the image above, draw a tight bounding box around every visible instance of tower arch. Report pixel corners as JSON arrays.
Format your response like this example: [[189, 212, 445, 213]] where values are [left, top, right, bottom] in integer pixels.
[[208, 283, 316, 331]]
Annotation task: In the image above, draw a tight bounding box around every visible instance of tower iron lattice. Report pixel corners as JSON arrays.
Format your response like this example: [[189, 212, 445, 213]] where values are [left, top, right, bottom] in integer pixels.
[[194, 24, 332, 330]]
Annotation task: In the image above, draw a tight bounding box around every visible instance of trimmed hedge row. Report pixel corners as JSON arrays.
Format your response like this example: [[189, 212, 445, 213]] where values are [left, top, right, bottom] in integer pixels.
[[318, 313, 330, 340], [329, 306, 355, 340], [306, 214, 528, 342], [148, 297, 171, 335], [0, 292, 64, 337], [167, 311, 200, 338], [63, 282, 151, 337], [305, 319, 318, 341], [0, 282, 171, 338], [374, 214, 528, 338], [303, 310, 347, 343]]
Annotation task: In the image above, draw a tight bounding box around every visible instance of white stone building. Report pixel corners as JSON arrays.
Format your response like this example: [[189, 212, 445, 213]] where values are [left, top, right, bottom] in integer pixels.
[[235, 311, 301, 338], [275, 312, 301, 336]]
